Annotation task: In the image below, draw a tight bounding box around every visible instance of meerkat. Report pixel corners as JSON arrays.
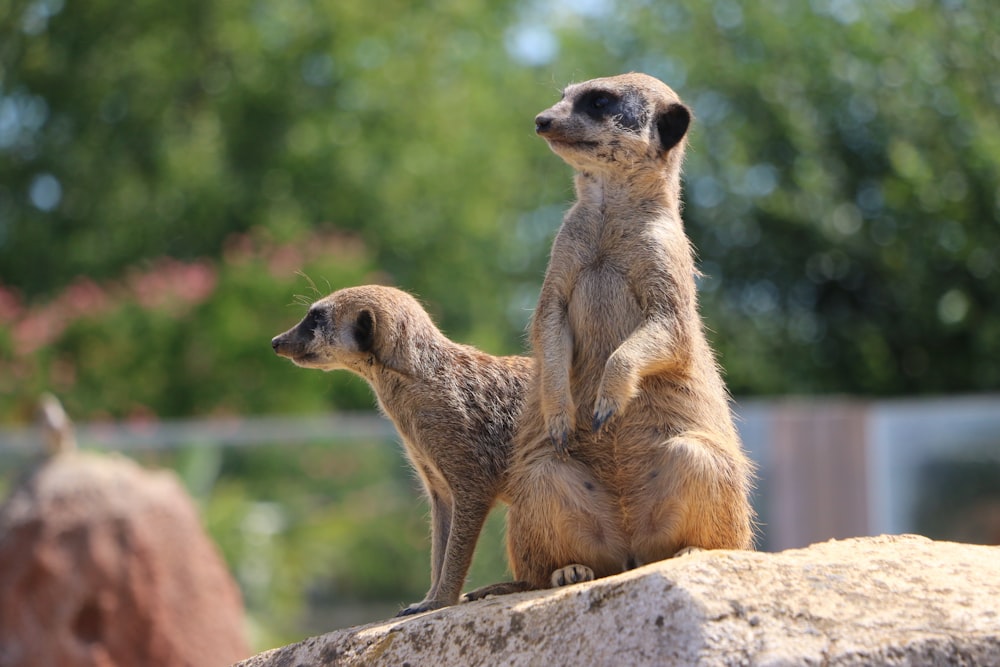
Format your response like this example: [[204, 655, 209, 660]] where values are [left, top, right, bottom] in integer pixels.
[[271, 285, 533, 615], [499, 73, 755, 591]]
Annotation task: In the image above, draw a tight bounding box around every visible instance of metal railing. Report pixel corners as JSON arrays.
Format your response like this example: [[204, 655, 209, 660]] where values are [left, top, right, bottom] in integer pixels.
[[2, 395, 999, 549]]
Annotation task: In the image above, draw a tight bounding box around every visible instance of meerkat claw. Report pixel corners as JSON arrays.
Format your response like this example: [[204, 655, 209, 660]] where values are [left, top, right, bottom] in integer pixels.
[[592, 407, 613, 434], [672, 546, 704, 558], [549, 429, 571, 458], [396, 600, 440, 617]]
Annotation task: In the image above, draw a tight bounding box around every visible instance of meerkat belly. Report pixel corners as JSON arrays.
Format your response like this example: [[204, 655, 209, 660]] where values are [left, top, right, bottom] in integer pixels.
[[567, 264, 642, 402]]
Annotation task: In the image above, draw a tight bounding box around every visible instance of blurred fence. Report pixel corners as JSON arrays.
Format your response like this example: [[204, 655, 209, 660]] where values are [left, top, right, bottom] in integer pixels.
[[2, 396, 999, 551], [738, 395, 1000, 550], [0, 412, 397, 453]]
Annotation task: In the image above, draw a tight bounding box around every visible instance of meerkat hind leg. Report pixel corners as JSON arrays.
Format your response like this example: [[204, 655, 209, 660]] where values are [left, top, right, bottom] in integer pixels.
[[672, 546, 704, 558], [462, 564, 595, 602], [461, 580, 535, 603], [631, 434, 754, 565]]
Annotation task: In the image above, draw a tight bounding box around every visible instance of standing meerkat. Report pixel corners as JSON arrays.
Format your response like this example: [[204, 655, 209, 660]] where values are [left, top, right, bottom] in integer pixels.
[[271, 285, 532, 615], [502, 73, 755, 591]]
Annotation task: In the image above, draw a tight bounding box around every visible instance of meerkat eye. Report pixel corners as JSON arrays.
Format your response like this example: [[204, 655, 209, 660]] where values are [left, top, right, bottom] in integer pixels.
[[303, 308, 326, 330], [575, 90, 618, 119]]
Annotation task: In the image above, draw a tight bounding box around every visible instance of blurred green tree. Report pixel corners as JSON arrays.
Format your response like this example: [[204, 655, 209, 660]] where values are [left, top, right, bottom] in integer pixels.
[[0, 227, 379, 420], [4, 0, 998, 407], [0, 0, 552, 367], [541, 0, 1000, 394], [536, 0, 1000, 395]]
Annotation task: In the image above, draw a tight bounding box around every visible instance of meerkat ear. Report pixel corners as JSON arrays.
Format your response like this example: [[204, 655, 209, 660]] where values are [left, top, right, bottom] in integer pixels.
[[353, 309, 375, 353], [656, 102, 691, 152]]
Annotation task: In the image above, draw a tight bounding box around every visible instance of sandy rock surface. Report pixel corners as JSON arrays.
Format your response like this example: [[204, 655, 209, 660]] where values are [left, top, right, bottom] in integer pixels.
[[238, 534, 1000, 667]]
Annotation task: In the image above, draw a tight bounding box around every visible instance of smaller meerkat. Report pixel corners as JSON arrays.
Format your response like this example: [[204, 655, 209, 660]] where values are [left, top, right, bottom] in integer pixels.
[[271, 285, 532, 616]]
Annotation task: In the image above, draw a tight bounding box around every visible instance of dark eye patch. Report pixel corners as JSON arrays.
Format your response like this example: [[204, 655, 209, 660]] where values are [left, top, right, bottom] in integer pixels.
[[574, 89, 620, 121], [572, 88, 648, 133], [303, 308, 326, 330]]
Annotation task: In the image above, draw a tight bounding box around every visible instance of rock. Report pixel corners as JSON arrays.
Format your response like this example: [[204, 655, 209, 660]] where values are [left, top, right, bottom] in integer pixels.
[[237, 535, 1000, 667], [0, 451, 250, 667]]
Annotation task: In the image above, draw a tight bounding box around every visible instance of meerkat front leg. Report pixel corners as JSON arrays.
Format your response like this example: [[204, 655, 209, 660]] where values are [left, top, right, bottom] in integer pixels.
[[539, 315, 575, 456], [593, 265, 691, 431], [399, 494, 493, 615], [431, 496, 493, 610], [593, 315, 684, 432], [397, 489, 453, 617], [534, 285, 576, 457]]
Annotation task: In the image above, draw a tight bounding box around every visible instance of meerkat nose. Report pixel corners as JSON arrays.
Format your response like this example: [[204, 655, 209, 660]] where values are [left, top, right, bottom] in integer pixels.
[[535, 114, 553, 134], [270, 336, 281, 351]]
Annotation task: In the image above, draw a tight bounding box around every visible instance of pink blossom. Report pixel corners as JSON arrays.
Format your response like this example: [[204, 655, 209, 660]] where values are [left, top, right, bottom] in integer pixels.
[[12, 307, 66, 355], [126, 258, 218, 313], [127, 263, 166, 310], [59, 277, 111, 318], [0, 285, 24, 323], [267, 244, 305, 279], [222, 232, 255, 265], [175, 260, 218, 305]]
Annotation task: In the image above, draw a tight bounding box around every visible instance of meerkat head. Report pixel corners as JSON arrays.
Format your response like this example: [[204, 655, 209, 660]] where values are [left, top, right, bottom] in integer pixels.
[[534, 72, 691, 175], [272, 285, 434, 374]]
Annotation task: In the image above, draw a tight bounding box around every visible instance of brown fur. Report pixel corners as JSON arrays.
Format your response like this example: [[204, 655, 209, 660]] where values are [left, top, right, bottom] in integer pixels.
[[271, 285, 533, 615], [504, 73, 755, 590]]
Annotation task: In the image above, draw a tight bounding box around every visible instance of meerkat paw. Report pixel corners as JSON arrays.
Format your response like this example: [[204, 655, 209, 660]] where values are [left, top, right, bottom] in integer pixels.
[[591, 394, 620, 434], [593, 367, 639, 433], [541, 385, 576, 455], [672, 546, 704, 558], [544, 410, 575, 458], [550, 564, 595, 588], [396, 599, 447, 617], [593, 391, 635, 433]]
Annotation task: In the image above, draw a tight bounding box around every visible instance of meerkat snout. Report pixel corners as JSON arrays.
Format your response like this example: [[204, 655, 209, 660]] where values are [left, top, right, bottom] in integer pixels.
[[534, 114, 553, 134], [271, 331, 296, 358], [271, 318, 318, 364]]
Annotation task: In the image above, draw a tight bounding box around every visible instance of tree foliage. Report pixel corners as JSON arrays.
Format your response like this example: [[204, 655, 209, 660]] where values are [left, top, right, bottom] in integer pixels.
[[1, 0, 551, 372], [3, 0, 998, 413], [543, 0, 1000, 394]]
